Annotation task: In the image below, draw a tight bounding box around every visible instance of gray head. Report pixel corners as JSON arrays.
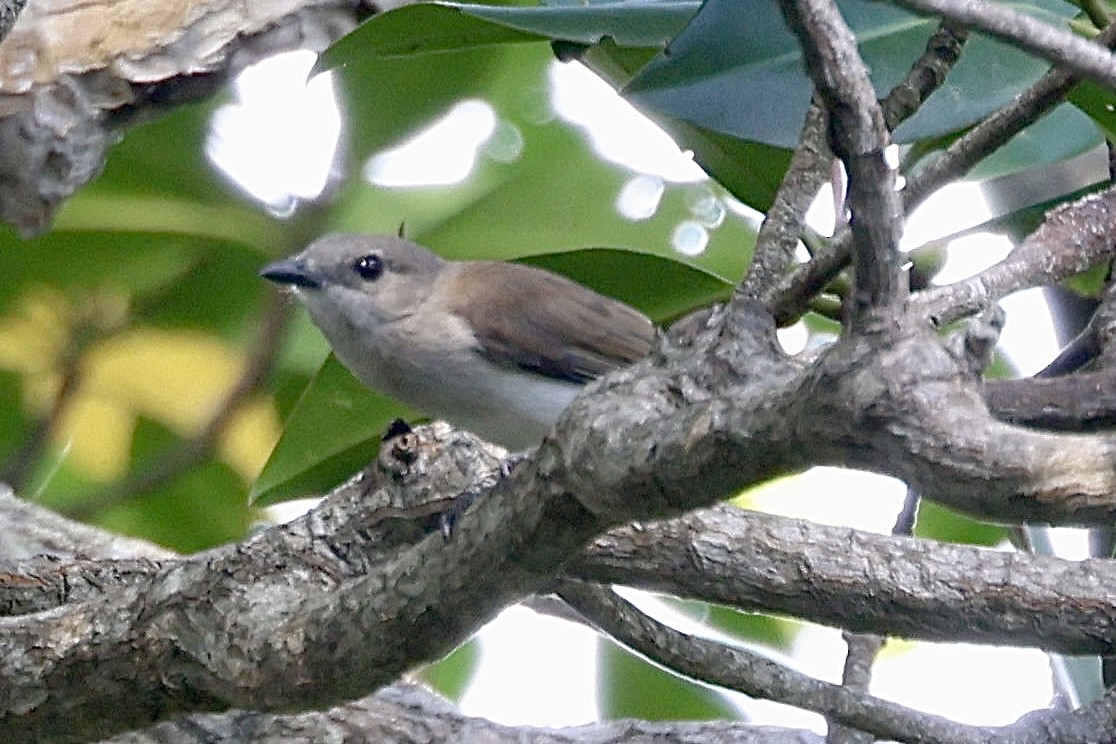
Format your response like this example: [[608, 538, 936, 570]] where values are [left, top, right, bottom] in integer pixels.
[[260, 233, 447, 326]]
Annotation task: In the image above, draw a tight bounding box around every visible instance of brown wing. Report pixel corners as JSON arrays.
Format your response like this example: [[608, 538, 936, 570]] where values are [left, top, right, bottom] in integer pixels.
[[446, 261, 654, 384]]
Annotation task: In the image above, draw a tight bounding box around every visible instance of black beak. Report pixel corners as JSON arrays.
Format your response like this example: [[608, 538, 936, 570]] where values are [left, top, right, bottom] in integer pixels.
[[260, 258, 322, 289]]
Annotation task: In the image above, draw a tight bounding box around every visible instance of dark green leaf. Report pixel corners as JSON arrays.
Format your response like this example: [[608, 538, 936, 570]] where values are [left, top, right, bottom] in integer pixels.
[[136, 240, 268, 336], [250, 354, 412, 505], [317, 1, 698, 67], [1069, 78, 1116, 141], [520, 248, 732, 322], [964, 103, 1102, 182], [627, 0, 1078, 148]]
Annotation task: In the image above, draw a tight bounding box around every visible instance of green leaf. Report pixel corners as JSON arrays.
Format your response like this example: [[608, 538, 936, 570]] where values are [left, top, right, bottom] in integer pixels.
[[0, 231, 199, 314], [317, 1, 698, 67], [520, 248, 732, 322], [250, 354, 412, 505], [0, 370, 30, 465], [665, 597, 799, 650], [325, 37, 526, 161], [704, 606, 798, 649], [418, 639, 482, 700], [327, 40, 755, 282], [135, 238, 269, 336], [626, 0, 1078, 148], [661, 122, 794, 212], [1069, 78, 1116, 141], [597, 639, 738, 720], [964, 103, 1102, 182], [914, 501, 1008, 546]]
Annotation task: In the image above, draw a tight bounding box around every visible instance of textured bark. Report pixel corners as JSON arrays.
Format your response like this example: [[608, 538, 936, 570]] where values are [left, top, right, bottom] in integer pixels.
[[9, 0, 1116, 742]]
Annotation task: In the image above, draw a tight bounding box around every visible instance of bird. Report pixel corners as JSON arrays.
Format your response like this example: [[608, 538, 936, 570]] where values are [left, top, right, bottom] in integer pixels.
[[260, 233, 655, 449]]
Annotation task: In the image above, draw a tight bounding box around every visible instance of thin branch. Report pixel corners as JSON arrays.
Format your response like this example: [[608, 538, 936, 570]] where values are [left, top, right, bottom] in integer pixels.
[[740, 102, 831, 300], [879, 23, 969, 131], [557, 581, 991, 744], [913, 185, 1116, 325], [902, 19, 1116, 209], [892, 0, 1116, 89], [760, 19, 966, 323], [777, 0, 905, 327], [772, 21, 1116, 327], [0, 343, 82, 492], [826, 485, 921, 744]]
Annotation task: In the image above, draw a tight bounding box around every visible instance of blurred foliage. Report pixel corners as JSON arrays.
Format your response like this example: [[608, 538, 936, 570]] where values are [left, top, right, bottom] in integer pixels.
[[597, 639, 739, 721], [3, 0, 1113, 722]]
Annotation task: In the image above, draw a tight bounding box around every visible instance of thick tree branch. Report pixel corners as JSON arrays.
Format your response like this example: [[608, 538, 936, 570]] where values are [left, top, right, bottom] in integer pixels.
[[103, 682, 826, 744], [984, 371, 1116, 430], [572, 505, 1116, 655], [5, 249, 1116, 740], [0, 490, 827, 744], [0, 488, 170, 561], [776, 0, 905, 327]]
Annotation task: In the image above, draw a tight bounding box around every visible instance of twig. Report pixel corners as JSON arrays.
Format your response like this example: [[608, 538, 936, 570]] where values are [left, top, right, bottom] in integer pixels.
[[772, 21, 1116, 327], [557, 580, 991, 744], [913, 184, 1116, 325], [880, 23, 969, 131], [1, 347, 82, 493], [902, 20, 1116, 208], [826, 485, 921, 744], [739, 102, 831, 301], [892, 0, 1116, 90]]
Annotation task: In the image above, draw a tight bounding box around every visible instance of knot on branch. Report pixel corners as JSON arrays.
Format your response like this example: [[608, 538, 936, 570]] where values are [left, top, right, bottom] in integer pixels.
[[945, 305, 1005, 377]]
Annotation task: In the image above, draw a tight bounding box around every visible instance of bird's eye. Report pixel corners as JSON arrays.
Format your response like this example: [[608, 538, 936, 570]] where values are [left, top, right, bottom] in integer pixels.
[[352, 253, 384, 281]]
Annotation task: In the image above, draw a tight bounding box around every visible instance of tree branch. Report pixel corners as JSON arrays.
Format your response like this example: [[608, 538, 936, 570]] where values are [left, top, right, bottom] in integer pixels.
[[776, 0, 904, 328], [740, 102, 831, 301], [7, 277, 1116, 740], [571, 505, 1116, 655], [892, 0, 1116, 90], [913, 185, 1116, 325], [0, 489, 828, 744], [558, 581, 999, 744], [772, 19, 1116, 328]]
